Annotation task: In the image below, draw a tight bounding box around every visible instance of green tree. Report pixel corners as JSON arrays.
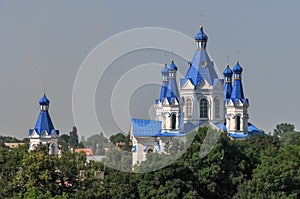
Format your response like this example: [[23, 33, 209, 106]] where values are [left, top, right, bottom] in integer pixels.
[[57, 150, 86, 194], [234, 144, 300, 198], [109, 133, 127, 144], [274, 122, 295, 136], [83, 133, 109, 155], [109, 132, 132, 151], [57, 134, 70, 150], [7, 144, 60, 197], [0, 143, 28, 198], [69, 126, 79, 149], [279, 131, 300, 146]]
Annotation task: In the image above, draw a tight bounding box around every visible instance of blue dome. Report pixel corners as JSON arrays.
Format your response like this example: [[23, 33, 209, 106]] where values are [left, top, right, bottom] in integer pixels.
[[161, 63, 169, 74], [233, 61, 243, 74], [223, 64, 233, 76], [39, 94, 50, 105], [195, 26, 208, 41], [168, 60, 178, 71]]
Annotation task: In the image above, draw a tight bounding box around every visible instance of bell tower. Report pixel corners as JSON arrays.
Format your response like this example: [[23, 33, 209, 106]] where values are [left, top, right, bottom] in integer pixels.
[[225, 61, 249, 135]]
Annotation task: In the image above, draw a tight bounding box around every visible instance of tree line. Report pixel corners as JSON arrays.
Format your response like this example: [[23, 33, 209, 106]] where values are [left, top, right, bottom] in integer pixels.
[[0, 123, 299, 198]]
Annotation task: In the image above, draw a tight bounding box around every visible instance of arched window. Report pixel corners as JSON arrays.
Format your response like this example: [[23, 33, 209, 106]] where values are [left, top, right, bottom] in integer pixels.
[[185, 98, 192, 118], [236, 115, 241, 131], [200, 98, 208, 118], [214, 99, 220, 118], [49, 143, 56, 155], [171, 114, 176, 130]]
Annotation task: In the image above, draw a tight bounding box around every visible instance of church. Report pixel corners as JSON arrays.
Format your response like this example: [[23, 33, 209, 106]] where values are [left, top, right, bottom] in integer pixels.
[[130, 25, 262, 165], [28, 94, 60, 155]]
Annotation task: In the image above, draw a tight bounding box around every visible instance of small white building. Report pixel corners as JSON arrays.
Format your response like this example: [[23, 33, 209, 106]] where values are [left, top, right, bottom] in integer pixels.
[[28, 94, 60, 155], [130, 25, 262, 165]]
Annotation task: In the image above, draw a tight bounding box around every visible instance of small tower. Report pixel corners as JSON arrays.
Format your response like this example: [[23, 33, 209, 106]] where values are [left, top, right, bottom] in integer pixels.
[[161, 61, 182, 131], [225, 61, 249, 135], [195, 25, 208, 49], [155, 63, 169, 121], [223, 64, 233, 100], [29, 94, 60, 155], [181, 25, 224, 123]]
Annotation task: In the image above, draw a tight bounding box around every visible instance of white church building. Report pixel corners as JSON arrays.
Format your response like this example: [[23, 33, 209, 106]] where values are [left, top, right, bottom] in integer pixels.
[[28, 94, 60, 155], [130, 25, 262, 165]]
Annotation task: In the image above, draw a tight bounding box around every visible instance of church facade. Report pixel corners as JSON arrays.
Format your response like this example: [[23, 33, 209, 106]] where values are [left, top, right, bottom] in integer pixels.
[[130, 25, 262, 165]]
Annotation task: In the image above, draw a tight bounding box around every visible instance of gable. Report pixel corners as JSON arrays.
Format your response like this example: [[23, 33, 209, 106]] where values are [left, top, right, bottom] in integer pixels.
[[196, 79, 212, 90], [181, 79, 195, 90]]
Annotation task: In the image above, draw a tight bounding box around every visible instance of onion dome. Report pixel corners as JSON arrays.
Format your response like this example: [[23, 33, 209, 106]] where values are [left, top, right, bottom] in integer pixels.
[[39, 94, 50, 105], [195, 26, 208, 42], [168, 60, 178, 71], [161, 62, 169, 75], [223, 64, 233, 77], [233, 61, 243, 74]]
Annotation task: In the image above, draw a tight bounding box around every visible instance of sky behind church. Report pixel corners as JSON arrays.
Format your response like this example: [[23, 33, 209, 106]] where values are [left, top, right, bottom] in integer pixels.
[[0, 0, 300, 139]]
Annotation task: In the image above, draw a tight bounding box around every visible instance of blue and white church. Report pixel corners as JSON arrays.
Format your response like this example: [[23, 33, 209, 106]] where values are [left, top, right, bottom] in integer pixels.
[[130, 25, 262, 165], [28, 94, 60, 155]]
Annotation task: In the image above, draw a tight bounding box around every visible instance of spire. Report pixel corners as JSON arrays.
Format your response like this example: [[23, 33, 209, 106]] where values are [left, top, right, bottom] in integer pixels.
[[29, 94, 59, 136], [230, 61, 245, 100], [165, 60, 180, 103], [159, 62, 169, 102], [223, 64, 233, 100], [183, 25, 218, 86], [195, 25, 208, 49]]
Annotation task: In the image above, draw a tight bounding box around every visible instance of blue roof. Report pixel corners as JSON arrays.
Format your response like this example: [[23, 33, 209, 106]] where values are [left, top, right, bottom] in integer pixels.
[[183, 65, 204, 86], [39, 94, 50, 105], [223, 64, 233, 76], [153, 131, 185, 137], [228, 133, 249, 139], [161, 63, 169, 74], [230, 62, 245, 101], [185, 49, 218, 86], [29, 94, 59, 136], [168, 60, 178, 71], [159, 83, 168, 102], [131, 119, 185, 137], [183, 120, 208, 132], [215, 122, 263, 138], [162, 61, 180, 103], [131, 119, 162, 137], [195, 26, 208, 41], [224, 83, 233, 100], [248, 122, 263, 135], [233, 61, 243, 74], [213, 78, 223, 88], [231, 77, 245, 99], [165, 78, 180, 103]]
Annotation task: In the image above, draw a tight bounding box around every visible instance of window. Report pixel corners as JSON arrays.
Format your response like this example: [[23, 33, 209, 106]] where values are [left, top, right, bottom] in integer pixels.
[[49, 143, 56, 155], [234, 74, 240, 79], [200, 98, 208, 118], [214, 99, 220, 118], [185, 98, 192, 118], [171, 114, 176, 129], [236, 115, 241, 130]]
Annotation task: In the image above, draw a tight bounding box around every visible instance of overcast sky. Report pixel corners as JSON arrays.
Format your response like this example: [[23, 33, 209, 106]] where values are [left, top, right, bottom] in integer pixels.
[[0, 0, 300, 139]]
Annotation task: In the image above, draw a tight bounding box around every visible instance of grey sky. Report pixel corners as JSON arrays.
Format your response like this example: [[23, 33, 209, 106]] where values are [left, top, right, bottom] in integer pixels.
[[0, 0, 299, 138]]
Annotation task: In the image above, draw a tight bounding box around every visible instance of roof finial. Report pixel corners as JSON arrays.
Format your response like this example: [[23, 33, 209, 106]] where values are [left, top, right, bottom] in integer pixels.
[[226, 53, 229, 66], [200, 12, 204, 27], [164, 52, 167, 64], [43, 81, 46, 95], [236, 49, 240, 63]]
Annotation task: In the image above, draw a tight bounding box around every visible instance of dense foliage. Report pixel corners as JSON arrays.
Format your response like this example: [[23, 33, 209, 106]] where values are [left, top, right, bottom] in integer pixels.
[[0, 123, 299, 198]]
